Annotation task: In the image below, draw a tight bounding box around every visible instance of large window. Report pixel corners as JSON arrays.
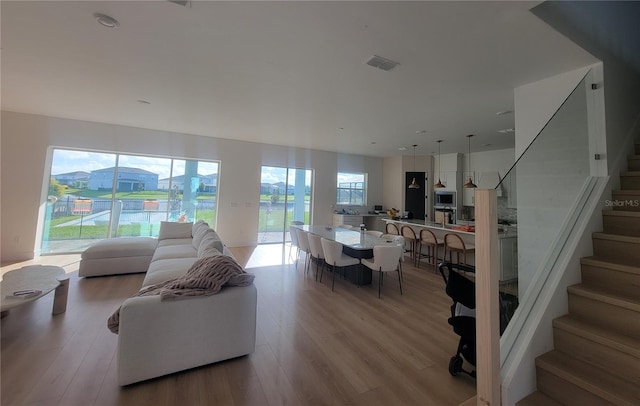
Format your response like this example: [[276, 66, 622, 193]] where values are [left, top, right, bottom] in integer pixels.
[[258, 166, 312, 244], [41, 148, 219, 254], [337, 172, 367, 206]]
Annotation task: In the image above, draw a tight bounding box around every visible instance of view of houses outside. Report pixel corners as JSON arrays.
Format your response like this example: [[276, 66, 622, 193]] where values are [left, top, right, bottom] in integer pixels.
[[43, 148, 219, 254], [258, 166, 312, 244]]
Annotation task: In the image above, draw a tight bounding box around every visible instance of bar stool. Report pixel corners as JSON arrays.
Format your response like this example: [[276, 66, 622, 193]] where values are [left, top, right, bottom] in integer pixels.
[[385, 222, 399, 235], [417, 229, 444, 268], [400, 226, 418, 265], [443, 233, 475, 266]]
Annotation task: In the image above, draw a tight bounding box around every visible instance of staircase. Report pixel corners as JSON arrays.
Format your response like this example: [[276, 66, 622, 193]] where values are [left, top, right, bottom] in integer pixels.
[[518, 144, 640, 406]]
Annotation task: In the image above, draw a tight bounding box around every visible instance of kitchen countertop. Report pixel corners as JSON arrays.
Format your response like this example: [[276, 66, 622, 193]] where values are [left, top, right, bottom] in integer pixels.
[[384, 218, 517, 238]]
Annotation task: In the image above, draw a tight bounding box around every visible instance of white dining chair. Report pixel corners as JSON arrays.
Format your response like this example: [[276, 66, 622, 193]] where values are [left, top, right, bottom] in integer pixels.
[[361, 244, 404, 298], [289, 225, 300, 263], [295, 228, 311, 274], [320, 238, 360, 292], [381, 234, 405, 281], [307, 233, 325, 281], [365, 230, 383, 238]]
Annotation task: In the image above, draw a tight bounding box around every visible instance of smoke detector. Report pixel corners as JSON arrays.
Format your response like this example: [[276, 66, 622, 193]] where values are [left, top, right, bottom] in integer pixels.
[[366, 55, 400, 71]]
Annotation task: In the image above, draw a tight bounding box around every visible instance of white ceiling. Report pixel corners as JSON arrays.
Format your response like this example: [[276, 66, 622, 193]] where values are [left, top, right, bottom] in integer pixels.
[[1, 1, 598, 157]]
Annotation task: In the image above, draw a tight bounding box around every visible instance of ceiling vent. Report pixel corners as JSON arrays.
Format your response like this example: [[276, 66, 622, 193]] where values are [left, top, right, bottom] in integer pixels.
[[365, 55, 400, 71], [168, 0, 191, 7]]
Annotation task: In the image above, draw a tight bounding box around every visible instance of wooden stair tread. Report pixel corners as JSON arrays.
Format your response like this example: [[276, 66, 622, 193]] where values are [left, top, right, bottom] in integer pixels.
[[602, 210, 640, 218], [581, 256, 640, 275], [516, 391, 563, 406], [553, 315, 640, 358], [592, 232, 640, 243], [536, 351, 638, 405], [568, 284, 640, 312]]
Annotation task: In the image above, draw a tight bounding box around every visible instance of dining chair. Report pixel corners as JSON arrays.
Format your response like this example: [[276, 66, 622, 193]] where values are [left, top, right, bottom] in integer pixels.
[[365, 230, 383, 238], [307, 233, 325, 281], [385, 222, 400, 235], [361, 244, 403, 298], [417, 229, 444, 268], [443, 233, 475, 266], [320, 238, 360, 291], [295, 228, 312, 274], [288, 225, 300, 263], [400, 226, 418, 265], [380, 234, 405, 281]]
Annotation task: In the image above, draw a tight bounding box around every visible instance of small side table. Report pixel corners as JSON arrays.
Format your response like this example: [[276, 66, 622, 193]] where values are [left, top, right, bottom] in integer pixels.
[[1, 265, 69, 318]]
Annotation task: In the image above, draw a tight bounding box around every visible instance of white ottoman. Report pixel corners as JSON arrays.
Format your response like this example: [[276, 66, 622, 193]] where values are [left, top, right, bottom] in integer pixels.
[[79, 237, 158, 277]]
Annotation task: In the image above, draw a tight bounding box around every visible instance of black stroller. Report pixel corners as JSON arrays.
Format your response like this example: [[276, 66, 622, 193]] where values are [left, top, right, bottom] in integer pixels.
[[438, 262, 477, 377], [438, 262, 519, 378]]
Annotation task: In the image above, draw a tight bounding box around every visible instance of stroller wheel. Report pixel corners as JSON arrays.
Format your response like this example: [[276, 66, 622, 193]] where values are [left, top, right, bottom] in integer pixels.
[[449, 356, 463, 376]]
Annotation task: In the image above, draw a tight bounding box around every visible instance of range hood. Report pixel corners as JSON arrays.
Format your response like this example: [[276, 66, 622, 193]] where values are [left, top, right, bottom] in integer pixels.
[[477, 171, 504, 196]]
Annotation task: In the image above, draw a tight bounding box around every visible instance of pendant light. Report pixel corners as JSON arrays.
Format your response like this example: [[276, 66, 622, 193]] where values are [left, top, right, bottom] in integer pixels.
[[434, 140, 445, 189], [408, 144, 420, 189], [463, 134, 477, 188]]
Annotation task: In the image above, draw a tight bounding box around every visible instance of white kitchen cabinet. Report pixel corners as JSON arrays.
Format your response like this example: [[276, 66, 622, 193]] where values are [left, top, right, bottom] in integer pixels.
[[333, 214, 363, 227], [463, 188, 475, 206]]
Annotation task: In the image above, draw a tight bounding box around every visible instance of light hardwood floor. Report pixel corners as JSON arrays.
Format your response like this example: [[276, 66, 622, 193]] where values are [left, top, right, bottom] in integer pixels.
[[1, 246, 475, 406]]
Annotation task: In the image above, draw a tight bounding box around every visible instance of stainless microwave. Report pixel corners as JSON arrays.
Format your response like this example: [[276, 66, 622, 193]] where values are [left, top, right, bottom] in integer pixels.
[[434, 190, 456, 207]]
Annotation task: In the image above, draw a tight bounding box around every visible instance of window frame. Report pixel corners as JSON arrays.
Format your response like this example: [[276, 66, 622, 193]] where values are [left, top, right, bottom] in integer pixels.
[[336, 172, 367, 206]]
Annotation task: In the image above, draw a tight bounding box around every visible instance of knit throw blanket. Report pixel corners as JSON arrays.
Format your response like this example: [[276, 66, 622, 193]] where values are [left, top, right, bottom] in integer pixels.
[[108, 255, 254, 334]]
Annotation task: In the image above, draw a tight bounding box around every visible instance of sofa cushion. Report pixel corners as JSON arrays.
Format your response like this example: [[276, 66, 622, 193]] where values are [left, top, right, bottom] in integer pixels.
[[192, 226, 212, 249], [158, 221, 193, 240], [192, 220, 208, 235], [152, 244, 197, 262], [81, 237, 157, 259], [200, 231, 224, 252], [198, 235, 224, 257], [157, 238, 193, 248], [197, 242, 223, 258], [143, 257, 198, 287]]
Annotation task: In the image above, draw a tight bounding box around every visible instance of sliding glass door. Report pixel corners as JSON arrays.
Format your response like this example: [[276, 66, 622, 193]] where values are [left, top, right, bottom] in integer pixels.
[[258, 166, 312, 244], [41, 148, 219, 254]]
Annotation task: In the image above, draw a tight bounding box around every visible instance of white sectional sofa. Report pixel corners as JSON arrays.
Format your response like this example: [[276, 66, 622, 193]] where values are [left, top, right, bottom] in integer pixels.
[[79, 221, 257, 386]]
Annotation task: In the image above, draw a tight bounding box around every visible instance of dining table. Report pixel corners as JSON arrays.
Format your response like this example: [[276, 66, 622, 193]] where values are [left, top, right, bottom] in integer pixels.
[[293, 224, 399, 285]]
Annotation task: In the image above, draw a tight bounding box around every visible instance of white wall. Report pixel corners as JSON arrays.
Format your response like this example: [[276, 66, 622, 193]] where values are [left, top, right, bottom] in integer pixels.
[[382, 154, 432, 216], [461, 148, 515, 182], [0, 111, 384, 261]]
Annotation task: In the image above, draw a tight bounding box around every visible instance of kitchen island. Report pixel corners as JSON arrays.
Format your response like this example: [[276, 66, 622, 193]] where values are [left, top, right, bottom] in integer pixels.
[[383, 219, 518, 281]]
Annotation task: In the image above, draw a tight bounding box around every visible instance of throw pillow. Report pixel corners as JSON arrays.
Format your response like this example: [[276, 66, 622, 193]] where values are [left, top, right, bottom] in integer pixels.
[[158, 221, 193, 240]]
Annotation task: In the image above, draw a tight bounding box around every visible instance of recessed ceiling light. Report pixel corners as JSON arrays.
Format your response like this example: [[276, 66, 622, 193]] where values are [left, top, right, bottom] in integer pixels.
[[398, 147, 408, 151], [497, 128, 515, 134], [483, 143, 492, 147], [137, 100, 151, 105], [416, 130, 427, 134], [94, 13, 120, 28], [496, 110, 513, 116], [371, 141, 377, 145]]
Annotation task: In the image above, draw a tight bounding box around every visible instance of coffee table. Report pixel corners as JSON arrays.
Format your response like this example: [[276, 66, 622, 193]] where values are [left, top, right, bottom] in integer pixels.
[[1, 265, 69, 317]]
